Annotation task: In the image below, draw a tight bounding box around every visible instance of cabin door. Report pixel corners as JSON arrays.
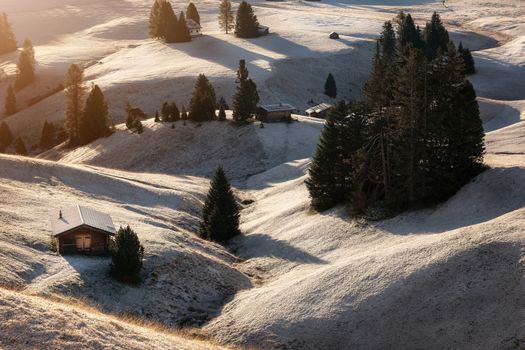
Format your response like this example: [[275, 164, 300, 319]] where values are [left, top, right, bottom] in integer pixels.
[[75, 235, 92, 251]]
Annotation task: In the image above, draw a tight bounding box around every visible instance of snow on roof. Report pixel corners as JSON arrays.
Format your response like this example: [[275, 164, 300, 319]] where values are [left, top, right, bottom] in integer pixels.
[[260, 103, 295, 112], [186, 19, 201, 30], [305, 103, 333, 114], [51, 205, 116, 236]]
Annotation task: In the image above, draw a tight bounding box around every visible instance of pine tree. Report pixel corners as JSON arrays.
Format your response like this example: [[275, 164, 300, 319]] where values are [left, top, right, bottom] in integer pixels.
[[219, 0, 235, 34], [23, 38, 35, 65], [235, 1, 259, 38], [186, 3, 200, 24], [218, 105, 227, 121], [324, 73, 337, 98], [458, 42, 476, 75], [398, 13, 422, 52], [161, 102, 171, 121], [232, 59, 259, 122], [181, 105, 188, 120], [423, 11, 449, 60], [15, 50, 35, 90], [154, 110, 160, 122], [79, 85, 110, 145], [199, 166, 240, 244], [170, 102, 180, 121], [218, 96, 229, 110], [0, 13, 17, 55], [13, 137, 27, 156], [110, 225, 144, 283], [149, 0, 169, 39], [189, 74, 216, 122], [164, 4, 179, 43], [176, 12, 192, 43], [40, 120, 56, 149], [64, 64, 86, 145], [4, 85, 16, 117], [0, 121, 13, 152]]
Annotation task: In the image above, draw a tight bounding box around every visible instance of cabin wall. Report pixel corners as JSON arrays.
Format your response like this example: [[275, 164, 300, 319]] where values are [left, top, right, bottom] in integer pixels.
[[58, 228, 110, 255], [258, 110, 292, 122]]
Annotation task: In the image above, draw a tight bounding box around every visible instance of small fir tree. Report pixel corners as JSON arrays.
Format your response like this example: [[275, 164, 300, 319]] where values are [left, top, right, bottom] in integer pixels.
[[189, 74, 217, 122], [154, 110, 160, 122], [0, 121, 13, 152], [458, 42, 476, 75], [219, 0, 235, 34], [199, 166, 240, 244], [23, 38, 35, 65], [40, 120, 56, 149], [13, 137, 27, 156], [232, 59, 259, 122], [161, 102, 171, 121], [110, 226, 145, 283], [181, 105, 188, 120], [423, 12, 449, 60], [170, 102, 180, 121], [218, 105, 227, 121], [4, 85, 16, 117], [176, 12, 192, 43], [64, 64, 86, 145], [78, 84, 110, 145], [0, 13, 17, 55], [324, 73, 337, 98], [235, 1, 259, 38], [186, 3, 200, 24], [15, 51, 35, 90]]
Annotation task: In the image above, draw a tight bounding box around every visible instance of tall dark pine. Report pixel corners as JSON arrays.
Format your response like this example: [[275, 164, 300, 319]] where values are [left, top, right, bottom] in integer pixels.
[[0, 121, 13, 152], [170, 102, 180, 121], [64, 64, 86, 145], [15, 51, 35, 90], [149, 0, 169, 39], [40, 121, 56, 149], [23, 38, 35, 64], [235, 1, 259, 38], [189, 74, 217, 122], [218, 0, 235, 34], [458, 42, 476, 75], [398, 13, 422, 51], [164, 3, 179, 43], [161, 102, 171, 121], [218, 105, 227, 121], [199, 166, 240, 244], [423, 12, 449, 60], [0, 13, 17, 55], [232, 59, 259, 122], [186, 3, 200, 24], [13, 137, 27, 156], [324, 73, 337, 98], [4, 85, 16, 117], [176, 12, 192, 43], [79, 85, 110, 145], [110, 226, 144, 284]]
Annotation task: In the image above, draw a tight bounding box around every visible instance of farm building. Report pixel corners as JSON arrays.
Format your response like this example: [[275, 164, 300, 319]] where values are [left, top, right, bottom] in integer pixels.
[[305, 103, 333, 118], [257, 103, 295, 122], [186, 19, 202, 37], [258, 25, 270, 36], [329, 32, 339, 39], [51, 205, 116, 255]]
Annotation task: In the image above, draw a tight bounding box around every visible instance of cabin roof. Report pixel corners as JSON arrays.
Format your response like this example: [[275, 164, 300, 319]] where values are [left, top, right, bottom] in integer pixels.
[[51, 205, 116, 237], [186, 19, 202, 30], [305, 103, 333, 114], [259, 103, 295, 112]]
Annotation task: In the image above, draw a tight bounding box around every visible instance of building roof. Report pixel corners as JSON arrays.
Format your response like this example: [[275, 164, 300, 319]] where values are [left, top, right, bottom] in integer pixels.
[[51, 205, 117, 237], [305, 103, 333, 114], [259, 103, 295, 112], [186, 19, 202, 30]]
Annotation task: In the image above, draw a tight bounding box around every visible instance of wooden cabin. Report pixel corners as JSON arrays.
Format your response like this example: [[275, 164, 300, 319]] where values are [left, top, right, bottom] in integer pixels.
[[186, 19, 202, 37], [305, 103, 333, 119], [51, 205, 116, 255], [257, 103, 295, 122]]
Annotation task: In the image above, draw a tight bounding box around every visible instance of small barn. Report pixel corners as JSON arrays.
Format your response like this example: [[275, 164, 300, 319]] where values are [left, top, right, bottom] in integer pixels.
[[186, 19, 202, 37], [258, 25, 270, 36], [257, 103, 295, 122], [305, 103, 333, 119], [51, 205, 116, 255], [329, 32, 339, 39]]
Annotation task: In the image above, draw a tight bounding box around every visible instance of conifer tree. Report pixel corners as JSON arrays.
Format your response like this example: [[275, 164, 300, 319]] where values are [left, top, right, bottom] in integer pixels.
[[176, 12, 192, 43], [218, 96, 229, 110], [324, 73, 337, 98], [398, 13, 422, 51], [149, 0, 169, 39], [0, 121, 13, 152], [161, 102, 171, 121], [164, 4, 179, 43], [423, 11, 449, 60], [0, 13, 17, 55], [199, 166, 240, 244], [181, 105, 188, 120], [64, 64, 86, 145], [15, 51, 35, 90], [170, 102, 180, 121], [232, 59, 259, 122], [219, 0, 235, 34], [235, 1, 259, 38], [79, 84, 110, 145], [154, 110, 160, 122], [23, 38, 35, 65], [13, 137, 27, 156], [218, 105, 227, 121], [458, 42, 476, 75], [186, 3, 200, 24], [110, 225, 144, 283], [4, 85, 16, 117], [189, 74, 216, 122], [40, 120, 56, 149]]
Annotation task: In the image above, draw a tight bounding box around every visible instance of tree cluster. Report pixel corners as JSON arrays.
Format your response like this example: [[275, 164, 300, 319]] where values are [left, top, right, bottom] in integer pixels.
[[235, 1, 259, 38], [110, 225, 144, 284], [149, 0, 191, 43], [0, 13, 16, 55], [125, 104, 146, 134], [199, 166, 240, 244], [307, 12, 485, 215], [458, 42, 476, 75], [189, 74, 217, 122], [232, 59, 259, 122]]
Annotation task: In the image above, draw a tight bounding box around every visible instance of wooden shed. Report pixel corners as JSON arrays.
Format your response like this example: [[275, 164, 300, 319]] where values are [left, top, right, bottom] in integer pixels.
[[51, 205, 116, 255], [257, 103, 295, 122], [305, 103, 333, 119]]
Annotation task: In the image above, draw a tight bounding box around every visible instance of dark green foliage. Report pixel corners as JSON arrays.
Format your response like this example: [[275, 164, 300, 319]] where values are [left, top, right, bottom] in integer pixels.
[[176, 12, 192, 43], [23, 38, 35, 65], [218, 105, 227, 121], [110, 226, 144, 284], [397, 13, 422, 51], [4, 85, 16, 117], [40, 120, 56, 149], [170, 102, 180, 121], [181, 105, 188, 120], [232, 59, 259, 122], [186, 2, 200, 24], [218, 96, 229, 110], [423, 12, 449, 60], [13, 137, 27, 156], [199, 166, 240, 244], [235, 1, 259, 38], [154, 110, 160, 122], [15, 50, 35, 90], [164, 3, 179, 43], [189, 74, 216, 122], [161, 102, 171, 121], [149, 0, 169, 39], [0, 121, 13, 152], [458, 42, 476, 75], [125, 104, 146, 133], [134, 119, 144, 134], [0, 13, 17, 55], [79, 85, 110, 145], [324, 73, 337, 98], [219, 0, 235, 34], [64, 64, 86, 146]]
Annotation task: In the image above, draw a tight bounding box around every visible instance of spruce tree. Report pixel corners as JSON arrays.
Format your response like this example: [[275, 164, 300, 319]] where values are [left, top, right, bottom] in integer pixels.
[[15, 51, 35, 90], [13, 137, 27, 156], [40, 120, 56, 149], [23, 38, 35, 65], [149, 0, 170, 39], [170, 102, 180, 121], [398, 13, 422, 52], [64, 64, 86, 145], [324, 73, 337, 98], [458, 42, 476, 75], [164, 4, 179, 44], [232, 59, 259, 122], [219, 0, 235, 34], [218, 96, 229, 110], [154, 110, 160, 122], [110, 225, 144, 283], [0, 121, 13, 152], [79, 84, 110, 145], [4, 85, 16, 117], [189, 74, 216, 122], [199, 166, 240, 244], [218, 105, 227, 121], [181, 105, 188, 120], [161, 102, 171, 121], [423, 11, 449, 60], [0, 13, 17, 55], [235, 1, 259, 38], [186, 3, 200, 24], [176, 12, 192, 43]]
